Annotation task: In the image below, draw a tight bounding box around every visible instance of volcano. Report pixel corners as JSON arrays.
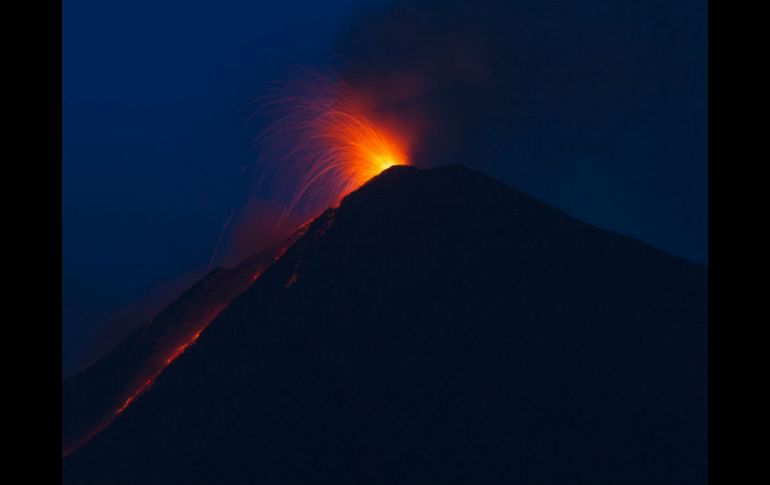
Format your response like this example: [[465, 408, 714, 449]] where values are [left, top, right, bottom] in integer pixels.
[[62, 165, 707, 485]]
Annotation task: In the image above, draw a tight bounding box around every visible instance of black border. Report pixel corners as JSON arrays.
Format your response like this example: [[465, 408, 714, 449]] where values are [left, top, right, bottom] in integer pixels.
[[50, 0, 63, 481]]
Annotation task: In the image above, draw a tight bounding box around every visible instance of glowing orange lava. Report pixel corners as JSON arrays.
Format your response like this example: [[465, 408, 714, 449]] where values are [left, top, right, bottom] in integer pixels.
[[62, 229, 308, 459], [62, 307, 222, 458], [257, 72, 410, 224]]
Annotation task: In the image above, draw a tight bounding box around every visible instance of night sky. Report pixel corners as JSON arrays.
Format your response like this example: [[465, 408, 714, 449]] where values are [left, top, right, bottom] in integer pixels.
[[63, 0, 707, 377]]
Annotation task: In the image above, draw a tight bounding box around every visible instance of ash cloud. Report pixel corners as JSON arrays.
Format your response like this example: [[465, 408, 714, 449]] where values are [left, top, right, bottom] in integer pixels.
[[331, 0, 707, 262], [333, 0, 706, 166]]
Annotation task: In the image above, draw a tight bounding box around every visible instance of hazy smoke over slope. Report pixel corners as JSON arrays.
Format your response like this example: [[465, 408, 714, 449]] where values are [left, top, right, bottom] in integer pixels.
[[329, 0, 707, 262]]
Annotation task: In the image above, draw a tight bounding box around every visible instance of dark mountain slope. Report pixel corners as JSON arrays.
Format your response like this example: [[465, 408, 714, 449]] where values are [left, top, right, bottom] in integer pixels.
[[63, 165, 706, 485], [62, 226, 307, 456]]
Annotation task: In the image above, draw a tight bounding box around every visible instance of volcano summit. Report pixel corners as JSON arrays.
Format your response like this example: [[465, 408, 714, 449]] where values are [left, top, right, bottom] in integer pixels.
[[63, 165, 707, 485]]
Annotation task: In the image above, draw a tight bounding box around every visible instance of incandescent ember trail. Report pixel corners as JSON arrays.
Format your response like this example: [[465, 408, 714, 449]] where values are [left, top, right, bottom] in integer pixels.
[[255, 72, 411, 227]]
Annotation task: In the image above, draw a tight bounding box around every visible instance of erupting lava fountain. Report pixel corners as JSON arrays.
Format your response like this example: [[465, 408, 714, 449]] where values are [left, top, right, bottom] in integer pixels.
[[255, 72, 411, 226]]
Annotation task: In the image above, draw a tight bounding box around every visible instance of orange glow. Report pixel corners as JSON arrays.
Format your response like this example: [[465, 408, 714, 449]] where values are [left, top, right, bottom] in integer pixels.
[[257, 72, 410, 224], [62, 307, 223, 458], [164, 329, 203, 365]]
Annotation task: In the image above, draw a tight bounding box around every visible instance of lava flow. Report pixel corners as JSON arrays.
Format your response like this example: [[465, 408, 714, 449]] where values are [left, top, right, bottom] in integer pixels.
[[62, 305, 223, 458], [256, 72, 411, 226], [62, 231, 306, 458]]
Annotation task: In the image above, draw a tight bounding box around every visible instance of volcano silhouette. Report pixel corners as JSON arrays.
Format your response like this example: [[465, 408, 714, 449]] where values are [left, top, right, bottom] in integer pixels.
[[62, 165, 707, 485]]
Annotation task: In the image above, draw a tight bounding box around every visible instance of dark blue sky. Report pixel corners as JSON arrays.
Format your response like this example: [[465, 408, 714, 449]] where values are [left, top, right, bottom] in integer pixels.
[[63, 0, 707, 377]]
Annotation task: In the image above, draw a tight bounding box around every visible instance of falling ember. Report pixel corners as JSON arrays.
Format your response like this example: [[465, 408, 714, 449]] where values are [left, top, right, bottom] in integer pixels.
[[255, 71, 411, 226], [284, 272, 300, 289]]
